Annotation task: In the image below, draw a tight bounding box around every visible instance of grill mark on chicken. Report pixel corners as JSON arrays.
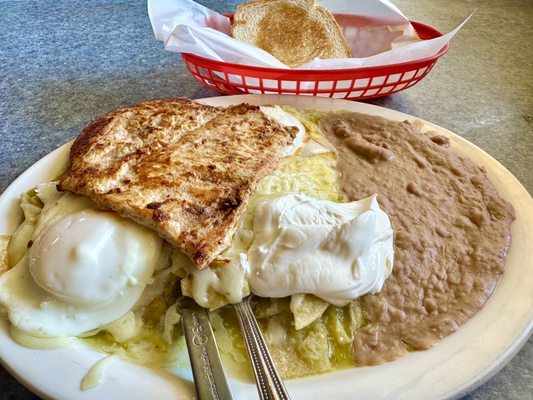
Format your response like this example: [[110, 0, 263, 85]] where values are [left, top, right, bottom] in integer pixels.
[[59, 98, 296, 268]]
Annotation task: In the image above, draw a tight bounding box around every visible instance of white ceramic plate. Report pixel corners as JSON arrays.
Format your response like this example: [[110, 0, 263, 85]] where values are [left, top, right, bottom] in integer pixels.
[[0, 95, 532, 400]]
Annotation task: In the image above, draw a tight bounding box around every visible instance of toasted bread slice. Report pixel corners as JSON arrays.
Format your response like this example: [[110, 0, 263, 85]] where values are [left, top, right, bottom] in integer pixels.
[[231, 0, 351, 68], [59, 99, 296, 269]]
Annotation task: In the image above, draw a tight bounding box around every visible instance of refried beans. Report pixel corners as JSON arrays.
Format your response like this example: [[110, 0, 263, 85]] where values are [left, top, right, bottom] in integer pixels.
[[320, 112, 516, 366]]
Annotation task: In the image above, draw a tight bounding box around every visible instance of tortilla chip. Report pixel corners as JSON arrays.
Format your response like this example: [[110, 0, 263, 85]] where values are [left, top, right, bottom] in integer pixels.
[[290, 294, 329, 330]]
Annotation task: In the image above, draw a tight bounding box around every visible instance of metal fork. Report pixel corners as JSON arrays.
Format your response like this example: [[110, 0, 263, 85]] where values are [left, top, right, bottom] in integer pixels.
[[234, 296, 291, 400]]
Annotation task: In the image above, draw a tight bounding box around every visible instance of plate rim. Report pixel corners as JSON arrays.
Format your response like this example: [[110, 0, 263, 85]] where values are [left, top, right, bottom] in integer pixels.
[[0, 94, 531, 400]]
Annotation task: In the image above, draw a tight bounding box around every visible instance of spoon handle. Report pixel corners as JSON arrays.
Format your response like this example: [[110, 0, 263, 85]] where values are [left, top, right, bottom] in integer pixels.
[[181, 307, 234, 400]]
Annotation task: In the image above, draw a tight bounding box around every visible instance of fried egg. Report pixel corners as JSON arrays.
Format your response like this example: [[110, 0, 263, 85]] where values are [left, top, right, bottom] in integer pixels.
[[0, 182, 165, 337]]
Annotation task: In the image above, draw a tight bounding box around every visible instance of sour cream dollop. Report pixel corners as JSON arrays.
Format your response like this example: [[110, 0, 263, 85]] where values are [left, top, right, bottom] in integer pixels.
[[246, 194, 394, 306]]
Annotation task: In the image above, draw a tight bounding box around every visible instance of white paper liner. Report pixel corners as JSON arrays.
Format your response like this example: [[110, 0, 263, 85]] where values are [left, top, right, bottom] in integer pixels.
[[148, 0, 469, 70]]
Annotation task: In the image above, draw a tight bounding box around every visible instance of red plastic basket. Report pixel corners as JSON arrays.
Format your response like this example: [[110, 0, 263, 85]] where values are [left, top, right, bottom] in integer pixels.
[[182, 20, 448, 100]]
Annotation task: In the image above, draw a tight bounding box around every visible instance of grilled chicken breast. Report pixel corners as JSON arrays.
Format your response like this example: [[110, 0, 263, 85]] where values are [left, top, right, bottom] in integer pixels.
[[59, 98, 296, 268]]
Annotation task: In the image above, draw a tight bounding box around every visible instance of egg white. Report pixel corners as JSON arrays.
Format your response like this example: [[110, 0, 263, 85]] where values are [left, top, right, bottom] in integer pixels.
[[260, 105, 307, 156]]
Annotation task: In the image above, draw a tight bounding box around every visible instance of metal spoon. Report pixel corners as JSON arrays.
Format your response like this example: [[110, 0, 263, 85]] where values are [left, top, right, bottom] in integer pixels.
[[181, 306, 234, 400]]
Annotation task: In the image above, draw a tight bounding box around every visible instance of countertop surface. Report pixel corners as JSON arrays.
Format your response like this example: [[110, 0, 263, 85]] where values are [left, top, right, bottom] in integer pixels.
[[0, 0, 531, 399]]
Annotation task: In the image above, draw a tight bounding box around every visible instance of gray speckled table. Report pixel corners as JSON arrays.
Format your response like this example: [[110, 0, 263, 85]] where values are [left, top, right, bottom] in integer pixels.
[[0, 0, 531, 399]]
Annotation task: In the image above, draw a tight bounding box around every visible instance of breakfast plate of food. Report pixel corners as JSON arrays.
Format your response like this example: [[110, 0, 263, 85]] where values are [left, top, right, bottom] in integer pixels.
[[0, 94, 531, 400]]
